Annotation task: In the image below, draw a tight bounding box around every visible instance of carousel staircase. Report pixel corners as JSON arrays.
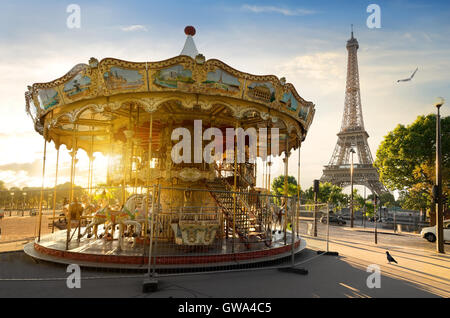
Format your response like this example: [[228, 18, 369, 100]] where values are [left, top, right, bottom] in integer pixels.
[[206, 178, 267, 247]]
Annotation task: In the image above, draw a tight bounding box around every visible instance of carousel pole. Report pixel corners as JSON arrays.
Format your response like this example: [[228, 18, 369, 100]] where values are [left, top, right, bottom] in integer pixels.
[[145, 113, 153, 237], [267, 122, 272, 193], [37, 121, 48, 242], [66, 125, 77, 250], [88, 118, 94, 196], [51, 146, 60, 233], [133, 107, 140, 195], [106, 129, 113, 185], [232, 121, 238, 253], [262, 158, 266, 190], [283, 133, 290, 245], [296, 139, 301, 236], [121, 141, 127, 206]]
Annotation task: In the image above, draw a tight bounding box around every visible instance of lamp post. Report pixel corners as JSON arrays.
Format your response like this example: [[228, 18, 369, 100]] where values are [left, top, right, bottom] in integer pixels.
[[434, 97, 445, 254], [350, 148, 356, 228], [22, 192, 27, 217], [362, 186, 366, 228], [10, 192, 14, 216], [374, 195, 378, 244]]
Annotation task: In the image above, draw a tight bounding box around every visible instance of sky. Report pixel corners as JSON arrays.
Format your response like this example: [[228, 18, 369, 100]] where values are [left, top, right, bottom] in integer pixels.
[[0, 0, 449, 192]]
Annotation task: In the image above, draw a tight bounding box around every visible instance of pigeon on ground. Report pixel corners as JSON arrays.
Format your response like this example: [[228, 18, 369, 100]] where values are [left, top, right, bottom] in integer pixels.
[[386, 251, 398, 264], [397, 67, 418, 83]]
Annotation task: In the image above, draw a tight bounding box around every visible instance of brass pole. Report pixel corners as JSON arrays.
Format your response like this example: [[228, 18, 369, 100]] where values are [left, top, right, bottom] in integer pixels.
[[107, 129, 113, 185], [133, 107, 140, 195], [145, 113, 153, 236], [267, 124, 272, 193], [51, 147, 60, 233], [297, 139, 301, 236], [66, 125, 77, 250], [283, 133, 289, 245], [121, 141, 126, 206], [37, 124, 48, 242], [232, 121, 238, 252], [89, 118, 94, 196]]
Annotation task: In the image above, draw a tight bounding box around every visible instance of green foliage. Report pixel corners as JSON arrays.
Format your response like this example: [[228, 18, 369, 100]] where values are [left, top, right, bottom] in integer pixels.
[[271, 175, 299, 198], [374, 114, 449, 211], [303, 182, 349, 210]]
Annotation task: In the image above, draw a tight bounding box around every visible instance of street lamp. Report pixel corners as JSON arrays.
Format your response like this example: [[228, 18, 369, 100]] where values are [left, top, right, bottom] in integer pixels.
[[434, 97, 445, 254], [350, 148, 356, 228]]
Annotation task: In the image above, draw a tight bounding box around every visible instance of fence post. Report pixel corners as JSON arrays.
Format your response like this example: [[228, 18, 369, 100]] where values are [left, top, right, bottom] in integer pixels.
[[291, 198, 295, 266], [147, 185, 156, 275], [153, 184, 162, 277], [326, 203, 330, 253]]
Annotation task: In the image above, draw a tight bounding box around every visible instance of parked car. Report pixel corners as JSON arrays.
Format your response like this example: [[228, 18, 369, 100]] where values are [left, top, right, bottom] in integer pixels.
[[320, 215, 346, 225], [368, 216, 381, 222], [420, 220, 450, 242]]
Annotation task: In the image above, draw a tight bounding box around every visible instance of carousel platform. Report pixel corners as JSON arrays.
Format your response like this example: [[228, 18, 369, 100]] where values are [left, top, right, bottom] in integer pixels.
[[24, 229, 306, 270]]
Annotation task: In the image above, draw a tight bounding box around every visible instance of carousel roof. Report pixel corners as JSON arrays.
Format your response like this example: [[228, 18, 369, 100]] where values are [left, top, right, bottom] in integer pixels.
[[25, 26, 315, 145]]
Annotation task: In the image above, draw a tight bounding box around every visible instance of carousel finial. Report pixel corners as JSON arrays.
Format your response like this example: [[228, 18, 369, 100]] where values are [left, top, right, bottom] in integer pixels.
[[180, 26, 199, 58], [184, 25, 196, 36]]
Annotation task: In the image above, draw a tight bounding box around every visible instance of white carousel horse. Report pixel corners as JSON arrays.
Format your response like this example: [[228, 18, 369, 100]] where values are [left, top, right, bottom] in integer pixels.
[[121, 194, 163, 236], [81, 203, 142, 250]]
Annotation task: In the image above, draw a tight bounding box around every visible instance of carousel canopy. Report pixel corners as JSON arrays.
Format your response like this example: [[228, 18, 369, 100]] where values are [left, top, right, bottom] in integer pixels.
[[25, 26, 315, 155]]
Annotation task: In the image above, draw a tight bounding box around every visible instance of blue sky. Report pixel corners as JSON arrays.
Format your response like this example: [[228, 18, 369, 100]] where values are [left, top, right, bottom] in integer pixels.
[[0, 0, 449, 190]]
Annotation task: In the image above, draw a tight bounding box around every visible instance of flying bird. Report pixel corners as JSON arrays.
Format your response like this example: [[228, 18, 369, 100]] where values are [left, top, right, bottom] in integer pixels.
[[397, 67, 418, 82], [386, 251, 398, 264]]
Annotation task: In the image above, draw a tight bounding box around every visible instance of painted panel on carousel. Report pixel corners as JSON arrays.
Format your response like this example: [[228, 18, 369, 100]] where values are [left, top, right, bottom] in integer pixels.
[[298, 105, 310, 121], [153, 64, 194, 89], [103, 67, 144, 91], [27, 98, 39, 121], [247, 82, 276, 103], [63, 73, 92, 99], [201, 69, 240, 95], [280, 92, 299, 112], [38, 88, 60, 110]]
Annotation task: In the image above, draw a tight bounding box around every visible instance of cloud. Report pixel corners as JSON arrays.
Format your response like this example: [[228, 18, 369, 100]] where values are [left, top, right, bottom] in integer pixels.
[[120, 25, 148, 32], [0, 160, 41, 177], [242, 4, 315, 16]]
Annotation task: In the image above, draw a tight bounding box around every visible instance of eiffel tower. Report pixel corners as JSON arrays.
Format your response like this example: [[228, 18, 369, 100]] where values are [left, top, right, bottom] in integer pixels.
[[320, 29, 387, 196]]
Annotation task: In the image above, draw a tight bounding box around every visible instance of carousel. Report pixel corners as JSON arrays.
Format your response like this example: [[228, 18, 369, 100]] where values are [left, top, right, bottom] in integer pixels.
[[23, 26, 316, 269]]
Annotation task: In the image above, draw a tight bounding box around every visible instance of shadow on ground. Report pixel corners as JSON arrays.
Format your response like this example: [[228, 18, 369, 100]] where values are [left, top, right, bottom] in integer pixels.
[[0, 249, 442, 298]]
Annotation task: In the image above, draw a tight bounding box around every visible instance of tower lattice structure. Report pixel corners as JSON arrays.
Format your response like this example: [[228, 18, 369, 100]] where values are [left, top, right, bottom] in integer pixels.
[[321, 30, 387, 196]]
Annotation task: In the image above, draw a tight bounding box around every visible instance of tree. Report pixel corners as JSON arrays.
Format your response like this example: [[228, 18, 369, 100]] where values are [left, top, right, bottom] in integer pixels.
[[271, 175, 301, 204], [303, 182, 348, 208], [367, 192, 399, 208], [374, 114, 449, 217]]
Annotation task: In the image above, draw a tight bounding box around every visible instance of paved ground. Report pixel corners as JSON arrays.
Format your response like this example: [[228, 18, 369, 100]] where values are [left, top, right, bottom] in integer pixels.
[[0, 225, 448, 298], [0, 210, 54, 252], [0, 217, 448, 298]]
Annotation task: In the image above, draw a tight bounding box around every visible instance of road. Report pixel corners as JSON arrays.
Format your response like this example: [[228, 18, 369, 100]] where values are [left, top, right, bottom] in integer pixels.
[[327, 224, 449, 253]]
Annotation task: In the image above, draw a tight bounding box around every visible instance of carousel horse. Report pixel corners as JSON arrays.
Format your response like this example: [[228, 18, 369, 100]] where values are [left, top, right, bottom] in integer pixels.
[[81, 205, 142, 250], [121, 194, 163, 235], [269, 202, 285, 234], [61, 199, 84, 226]]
